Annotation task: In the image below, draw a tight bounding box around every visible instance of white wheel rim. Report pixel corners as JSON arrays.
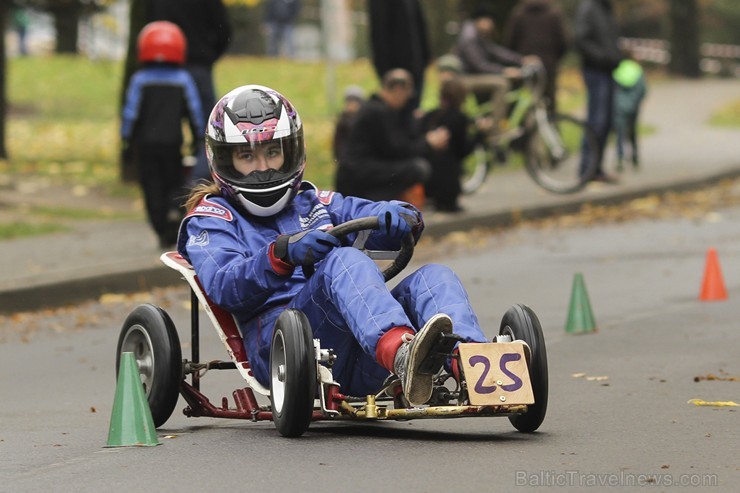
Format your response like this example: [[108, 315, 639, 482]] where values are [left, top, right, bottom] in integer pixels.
[[121, 324, 155, 395], [271, 331, 286, 413]]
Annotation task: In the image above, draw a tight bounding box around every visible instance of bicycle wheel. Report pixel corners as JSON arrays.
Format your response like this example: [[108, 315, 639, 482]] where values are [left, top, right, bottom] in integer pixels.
[[524, 114, 598, 194], [460, 143, 491, 195]]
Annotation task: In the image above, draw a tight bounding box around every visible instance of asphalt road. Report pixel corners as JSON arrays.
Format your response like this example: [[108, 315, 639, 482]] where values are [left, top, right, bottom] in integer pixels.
[[2, 203, 739, 492]]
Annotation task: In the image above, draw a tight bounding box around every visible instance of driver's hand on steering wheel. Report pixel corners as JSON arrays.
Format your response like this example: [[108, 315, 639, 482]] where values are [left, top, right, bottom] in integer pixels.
[[378, 201, 421, 241], [274, 229, 341, 267]]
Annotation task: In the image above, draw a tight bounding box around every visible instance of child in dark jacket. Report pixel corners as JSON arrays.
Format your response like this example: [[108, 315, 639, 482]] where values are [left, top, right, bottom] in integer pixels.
[[332, 85, 365, 165], [421, 78, 478, 212], [121, 21, 204, 247], [613, 54, 647, 170]]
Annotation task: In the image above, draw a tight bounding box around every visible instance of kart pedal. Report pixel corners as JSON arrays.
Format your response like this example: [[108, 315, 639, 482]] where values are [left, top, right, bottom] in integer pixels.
[[418, 333, 465, 374]]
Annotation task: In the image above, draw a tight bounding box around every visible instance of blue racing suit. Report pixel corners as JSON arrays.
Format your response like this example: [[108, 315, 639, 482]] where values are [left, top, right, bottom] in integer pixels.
[[178, 183, 486, 395]]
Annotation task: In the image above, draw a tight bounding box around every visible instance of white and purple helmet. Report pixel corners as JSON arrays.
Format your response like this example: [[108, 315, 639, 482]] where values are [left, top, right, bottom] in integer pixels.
[[206, 85, 305, 216]]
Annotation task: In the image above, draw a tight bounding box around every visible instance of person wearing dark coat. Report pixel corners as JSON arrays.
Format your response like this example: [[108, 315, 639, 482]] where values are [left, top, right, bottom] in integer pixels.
[[505, 0, 568, 115], [149, 0, 232, 182], [574, 0, 622, 181], [368, 0, 430, 109], [335, 69, 448, 202]]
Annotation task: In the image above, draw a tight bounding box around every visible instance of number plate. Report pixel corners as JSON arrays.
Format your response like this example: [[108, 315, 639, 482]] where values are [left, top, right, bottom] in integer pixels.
[[458, 342, 534, 406]]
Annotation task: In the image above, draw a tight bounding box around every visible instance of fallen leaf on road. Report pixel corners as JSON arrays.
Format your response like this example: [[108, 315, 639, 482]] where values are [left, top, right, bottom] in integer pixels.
[[694, 374, 739, 382], [572, 373, 608, 381], [99, 292, 151, 304], [687, 399, 739, 407]]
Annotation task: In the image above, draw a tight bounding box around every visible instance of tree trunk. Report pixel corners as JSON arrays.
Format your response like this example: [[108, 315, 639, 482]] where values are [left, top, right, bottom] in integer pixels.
[[120, 0, 149, 183], [0, 3, 8, 159], [52, 7, 81, 53], [424, 0, 458, 57], [668, 0, 701, 78]]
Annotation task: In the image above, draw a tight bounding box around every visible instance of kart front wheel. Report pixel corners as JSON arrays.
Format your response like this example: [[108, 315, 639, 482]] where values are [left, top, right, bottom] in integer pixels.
[[116, 304, 182, 428], [499, 304, 548, 432], [270, 309, 317, 438]]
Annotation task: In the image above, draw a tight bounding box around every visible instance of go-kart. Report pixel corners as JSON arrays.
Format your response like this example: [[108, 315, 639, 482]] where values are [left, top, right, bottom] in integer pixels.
[[116, 217, 548, 437]]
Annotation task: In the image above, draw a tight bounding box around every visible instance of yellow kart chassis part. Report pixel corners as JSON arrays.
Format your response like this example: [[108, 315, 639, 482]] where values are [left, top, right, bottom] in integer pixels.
[[337, 395, 528, 420]]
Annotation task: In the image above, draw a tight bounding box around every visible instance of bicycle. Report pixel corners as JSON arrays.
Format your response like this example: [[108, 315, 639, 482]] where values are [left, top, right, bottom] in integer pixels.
[[459, 61, 599, 195]]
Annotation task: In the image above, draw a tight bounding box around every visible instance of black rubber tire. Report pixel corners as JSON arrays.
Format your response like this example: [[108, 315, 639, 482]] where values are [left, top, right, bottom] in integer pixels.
[[269, 309, 317, 438], [499, 304, 548, 433], [524, 113, 598, 194], [116, 304, 182, 428]]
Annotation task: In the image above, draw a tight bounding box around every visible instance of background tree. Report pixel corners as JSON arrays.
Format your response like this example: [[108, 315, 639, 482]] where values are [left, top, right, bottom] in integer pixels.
[[21, 0, 112, 53], [668, 0, 701, 77], [0, 2, 8, 159], [118, 0, 148, 182], [703, 0, 740, 44], [423, 0, 461, 57]]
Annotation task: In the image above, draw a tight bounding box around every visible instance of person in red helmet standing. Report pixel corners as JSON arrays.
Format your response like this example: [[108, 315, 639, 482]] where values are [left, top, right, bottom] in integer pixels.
[[121, 21, 205, 247]]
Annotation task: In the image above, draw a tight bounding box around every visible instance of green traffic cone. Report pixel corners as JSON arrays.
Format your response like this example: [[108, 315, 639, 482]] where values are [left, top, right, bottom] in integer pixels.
[[106, 352, 160, 447], [565, 273, 597, 334]]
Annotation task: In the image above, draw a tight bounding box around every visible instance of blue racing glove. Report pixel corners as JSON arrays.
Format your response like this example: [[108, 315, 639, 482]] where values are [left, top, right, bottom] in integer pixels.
[[377, 201, 420, 241], [273, 229, 341, 267]]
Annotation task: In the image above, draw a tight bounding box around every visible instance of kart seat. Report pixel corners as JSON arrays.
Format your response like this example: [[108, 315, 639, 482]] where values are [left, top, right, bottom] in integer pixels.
[[160, 251, 265, 391]]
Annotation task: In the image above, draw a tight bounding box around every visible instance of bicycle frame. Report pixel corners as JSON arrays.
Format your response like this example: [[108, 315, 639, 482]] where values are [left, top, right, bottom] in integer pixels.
[[459, 61, 597, 195]]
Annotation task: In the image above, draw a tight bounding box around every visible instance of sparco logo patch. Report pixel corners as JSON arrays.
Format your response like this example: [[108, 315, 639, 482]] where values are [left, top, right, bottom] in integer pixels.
[[187, 198, 233, 221]]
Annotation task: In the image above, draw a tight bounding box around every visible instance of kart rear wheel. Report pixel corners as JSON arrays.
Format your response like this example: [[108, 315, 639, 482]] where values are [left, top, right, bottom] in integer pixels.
[[116, 304, 182, 428], [270, 309, 317, 438], [499, 304, 548, 432]]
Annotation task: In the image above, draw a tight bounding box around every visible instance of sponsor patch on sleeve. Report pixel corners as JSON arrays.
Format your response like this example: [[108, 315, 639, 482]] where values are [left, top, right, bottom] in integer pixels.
[[188, 230, 210, 247], [317, 189, 335, 205], [186, 197, 233, 221]]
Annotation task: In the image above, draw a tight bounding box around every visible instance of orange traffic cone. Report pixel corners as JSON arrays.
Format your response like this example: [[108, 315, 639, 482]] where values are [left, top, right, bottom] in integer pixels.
[[699, 248, 728, 301]]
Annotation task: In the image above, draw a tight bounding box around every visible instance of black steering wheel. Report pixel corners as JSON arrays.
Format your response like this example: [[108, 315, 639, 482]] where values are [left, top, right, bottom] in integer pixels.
[[303, 217, 415, 282]]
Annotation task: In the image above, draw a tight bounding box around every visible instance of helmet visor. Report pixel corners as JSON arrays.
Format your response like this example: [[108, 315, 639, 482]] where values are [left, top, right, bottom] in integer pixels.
[[209, 132, 304, 189]]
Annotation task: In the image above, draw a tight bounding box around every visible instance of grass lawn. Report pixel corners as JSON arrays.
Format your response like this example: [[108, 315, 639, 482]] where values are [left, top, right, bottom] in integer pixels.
[[710, 99, 740, 127]]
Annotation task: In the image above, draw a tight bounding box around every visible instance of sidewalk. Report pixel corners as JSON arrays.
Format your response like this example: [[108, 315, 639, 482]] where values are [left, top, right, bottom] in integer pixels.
[[1, 78, 739, 313]]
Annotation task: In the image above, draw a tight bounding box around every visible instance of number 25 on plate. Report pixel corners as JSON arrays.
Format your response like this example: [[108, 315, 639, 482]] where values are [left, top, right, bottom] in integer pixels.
[[458, 342, 535, 406]]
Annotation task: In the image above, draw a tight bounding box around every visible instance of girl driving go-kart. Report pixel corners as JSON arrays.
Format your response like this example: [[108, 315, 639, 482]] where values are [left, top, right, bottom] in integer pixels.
[[178, 84, 491, 406], [117, 83, 548, 438]]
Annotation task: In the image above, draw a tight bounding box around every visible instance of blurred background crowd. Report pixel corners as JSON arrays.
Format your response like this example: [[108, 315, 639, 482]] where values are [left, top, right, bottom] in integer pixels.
[[1, 1, 739, 240]]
